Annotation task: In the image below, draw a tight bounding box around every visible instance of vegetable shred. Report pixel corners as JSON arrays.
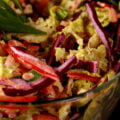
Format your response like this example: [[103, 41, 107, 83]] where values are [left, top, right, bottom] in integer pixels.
[[0, 0, 119, 119]]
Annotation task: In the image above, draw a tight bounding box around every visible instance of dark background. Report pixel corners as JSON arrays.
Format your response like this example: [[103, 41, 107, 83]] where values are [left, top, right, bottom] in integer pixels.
[[109, 100, 120, 120]]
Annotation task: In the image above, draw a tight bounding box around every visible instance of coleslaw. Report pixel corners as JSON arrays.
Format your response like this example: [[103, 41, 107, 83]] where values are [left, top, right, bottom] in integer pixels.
[[0, 0, 119, 119]]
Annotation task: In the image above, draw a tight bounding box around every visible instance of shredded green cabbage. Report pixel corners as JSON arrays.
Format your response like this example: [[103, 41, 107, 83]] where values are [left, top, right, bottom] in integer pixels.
[[0, 57, 18, 78], [55, 47, 66, 61], [73, 79, 93, 94]]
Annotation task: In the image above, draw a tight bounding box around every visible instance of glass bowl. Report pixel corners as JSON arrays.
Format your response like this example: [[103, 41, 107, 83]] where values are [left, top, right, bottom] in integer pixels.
[[0, 72, 120, 120]]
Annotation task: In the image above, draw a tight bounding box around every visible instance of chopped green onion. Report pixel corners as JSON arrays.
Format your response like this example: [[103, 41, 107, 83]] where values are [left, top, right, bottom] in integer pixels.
[[56, 9, 68, 20], [29, 70, 42, 81]]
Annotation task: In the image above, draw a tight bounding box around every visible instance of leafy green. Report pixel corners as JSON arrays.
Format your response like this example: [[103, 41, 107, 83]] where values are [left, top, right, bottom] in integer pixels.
[[12, 0, 27, 22], [0, 56, 18, 78], [0, 0, 46, 35], [0, 0, 23, 22], [12, 0, 23, 11]]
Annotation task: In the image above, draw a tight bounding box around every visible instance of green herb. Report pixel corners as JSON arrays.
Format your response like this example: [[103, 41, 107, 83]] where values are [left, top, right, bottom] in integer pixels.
[[29, 70, 42, 81], [12, 0, 23, 11], [12, 0, 27, 22], [56, 9, 68, 20], [0, 0, 46, 35]]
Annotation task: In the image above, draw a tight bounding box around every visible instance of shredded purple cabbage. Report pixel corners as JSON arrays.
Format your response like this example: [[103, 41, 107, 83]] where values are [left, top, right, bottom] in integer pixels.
[[75, 59, 99, 73], [71, 10, 82, 21], [113, 62, 120, 73], [56, 55, 77, 75], [48, 33, 76, 65], [56, 25, 65, 32], [59, 34, 76, 51], [85, 3, 114, 62], [4, 77, 54, 96], [48, 33, 66, 65]]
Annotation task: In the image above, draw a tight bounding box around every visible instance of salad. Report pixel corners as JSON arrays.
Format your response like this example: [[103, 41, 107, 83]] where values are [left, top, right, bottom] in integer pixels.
[[0, 0, 120, 119]]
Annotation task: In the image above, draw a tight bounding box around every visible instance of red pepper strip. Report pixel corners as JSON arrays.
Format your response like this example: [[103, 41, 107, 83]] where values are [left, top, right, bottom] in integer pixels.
[[4, 56, 77, 96], [0, 105, 30, 110], [33, 113, 60, 120], [67, 72, 100, 83], [85, 3, 113, 62], [6, 45, 59, 81], [0, 95, 37, 102]]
